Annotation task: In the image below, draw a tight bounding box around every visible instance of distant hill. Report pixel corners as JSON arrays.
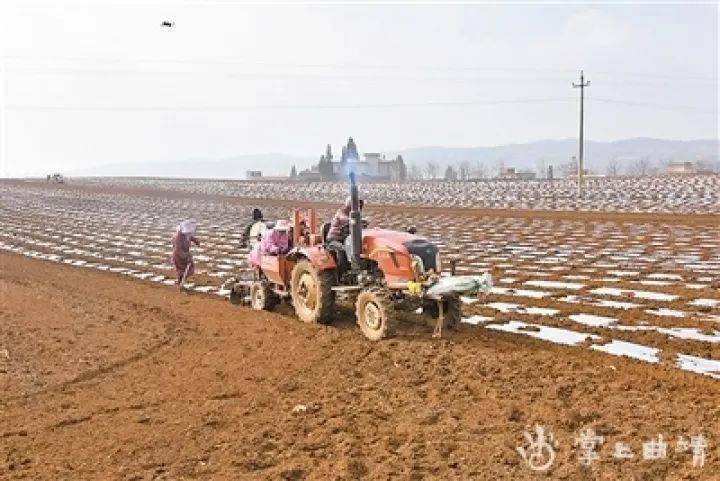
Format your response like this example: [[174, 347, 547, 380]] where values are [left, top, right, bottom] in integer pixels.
[[69, 138, 718, 179], [390, 138, 719, 175]]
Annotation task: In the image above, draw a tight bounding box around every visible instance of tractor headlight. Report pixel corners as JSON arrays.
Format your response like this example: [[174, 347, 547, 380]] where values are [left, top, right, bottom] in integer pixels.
[[435, 252, 442, 273]]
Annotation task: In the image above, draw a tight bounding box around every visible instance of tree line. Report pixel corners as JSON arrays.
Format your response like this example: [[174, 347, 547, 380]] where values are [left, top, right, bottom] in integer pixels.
[[403, 158, 718, 180]]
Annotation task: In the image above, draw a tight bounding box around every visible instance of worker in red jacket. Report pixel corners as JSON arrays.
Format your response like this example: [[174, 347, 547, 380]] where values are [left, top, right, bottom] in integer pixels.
[[170, 220, 200, 289]]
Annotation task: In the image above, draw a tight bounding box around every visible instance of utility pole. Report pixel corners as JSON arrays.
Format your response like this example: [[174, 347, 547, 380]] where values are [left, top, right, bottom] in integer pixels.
[[573, 70, 590, 196], [0, 58, 5, 178]]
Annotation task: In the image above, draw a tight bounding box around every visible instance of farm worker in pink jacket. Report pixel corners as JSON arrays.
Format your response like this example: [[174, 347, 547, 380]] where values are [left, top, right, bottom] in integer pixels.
[[247, 219, 291, 265], [261, 219, 291, 255]]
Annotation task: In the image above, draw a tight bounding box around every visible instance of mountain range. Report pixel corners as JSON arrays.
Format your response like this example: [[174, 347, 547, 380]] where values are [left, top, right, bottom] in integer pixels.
[[70, 138, 718, 179], [389, 138, 719, 175]]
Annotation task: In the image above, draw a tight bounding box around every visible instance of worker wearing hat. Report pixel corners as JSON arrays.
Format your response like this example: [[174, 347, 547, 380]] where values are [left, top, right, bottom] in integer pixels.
[[170, 220, 200, 289], [259, 219, 291, 256]]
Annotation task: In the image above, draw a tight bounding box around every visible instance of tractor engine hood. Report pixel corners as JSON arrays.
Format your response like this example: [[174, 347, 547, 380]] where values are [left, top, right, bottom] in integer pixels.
[[359, 229, 440, 284]]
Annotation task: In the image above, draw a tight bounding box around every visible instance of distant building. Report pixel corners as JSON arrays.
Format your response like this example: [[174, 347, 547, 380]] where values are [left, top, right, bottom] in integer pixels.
[[47, 173, 64, 183], [259, 176, 290, 181], [497, 167, 536, 181], [666, 161, 698, 174], [299, 137, 407, 181], [246, 170, 263, 179]]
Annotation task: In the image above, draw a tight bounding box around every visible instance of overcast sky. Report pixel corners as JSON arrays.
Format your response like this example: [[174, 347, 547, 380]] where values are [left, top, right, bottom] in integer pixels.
[[0, 1, 717, 177]]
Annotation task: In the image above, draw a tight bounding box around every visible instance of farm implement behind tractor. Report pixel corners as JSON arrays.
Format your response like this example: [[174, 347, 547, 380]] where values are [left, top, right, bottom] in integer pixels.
[[227, 173, 492, 340]]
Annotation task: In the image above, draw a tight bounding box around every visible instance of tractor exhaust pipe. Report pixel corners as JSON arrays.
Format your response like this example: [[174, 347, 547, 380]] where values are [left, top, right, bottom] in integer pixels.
[[348, 172, 363, 269]]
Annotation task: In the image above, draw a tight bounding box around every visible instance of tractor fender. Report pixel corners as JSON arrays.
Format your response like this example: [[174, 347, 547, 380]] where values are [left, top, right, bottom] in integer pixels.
[[293, 245, 337, 271]]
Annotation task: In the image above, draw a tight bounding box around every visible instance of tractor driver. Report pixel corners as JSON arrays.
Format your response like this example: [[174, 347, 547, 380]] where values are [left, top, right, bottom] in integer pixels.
[[327, 196, 364, 244], [326, 197, 364, 273]]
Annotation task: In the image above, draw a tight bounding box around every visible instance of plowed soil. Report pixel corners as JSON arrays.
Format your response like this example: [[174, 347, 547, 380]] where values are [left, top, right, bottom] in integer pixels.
[[2, 252, 719, 480]]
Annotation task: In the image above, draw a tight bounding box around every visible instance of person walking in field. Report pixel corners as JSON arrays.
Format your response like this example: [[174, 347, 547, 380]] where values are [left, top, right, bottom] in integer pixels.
[[170, 220, 200, 289]]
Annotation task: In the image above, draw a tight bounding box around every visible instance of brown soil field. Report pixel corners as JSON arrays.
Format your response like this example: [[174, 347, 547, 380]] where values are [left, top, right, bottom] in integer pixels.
[[1, 179, 720, 480], [2, 253, 719, 480]]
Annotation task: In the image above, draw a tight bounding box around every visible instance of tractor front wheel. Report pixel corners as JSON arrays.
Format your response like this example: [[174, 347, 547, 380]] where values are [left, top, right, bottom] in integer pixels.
[[355, 288, 397, 341], [290, 260, 335, 324]]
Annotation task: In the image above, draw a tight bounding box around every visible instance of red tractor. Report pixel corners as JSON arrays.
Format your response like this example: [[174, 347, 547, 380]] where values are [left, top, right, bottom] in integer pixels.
[[229, 174, 491, 341]]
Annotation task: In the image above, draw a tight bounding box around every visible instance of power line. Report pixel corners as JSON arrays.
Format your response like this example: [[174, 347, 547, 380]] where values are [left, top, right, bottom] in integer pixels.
[[590, 97, 716, 114], [2, 55, 716, 83], [0, 54, 577, 74], [5, 68, 716, 91], [592, 70, 717, 82], [4, 97, 577, 112], [3, 97, 713, 114], [10, 1, 715, 7], [0, 66, 577, 84]]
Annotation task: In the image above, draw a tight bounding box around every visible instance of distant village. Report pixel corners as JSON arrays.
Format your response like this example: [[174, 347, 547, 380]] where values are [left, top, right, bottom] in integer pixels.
[[246, 137, 716, 182], [299, 137, 408, 181], [247, 137, 408, 182]]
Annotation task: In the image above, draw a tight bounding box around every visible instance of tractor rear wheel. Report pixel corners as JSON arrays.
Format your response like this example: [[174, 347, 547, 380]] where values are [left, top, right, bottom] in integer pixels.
[[423, 295, 462, 330], [290, 260, 335, 324], [355, 287, 397, 341], [250, 281, 277, 311]]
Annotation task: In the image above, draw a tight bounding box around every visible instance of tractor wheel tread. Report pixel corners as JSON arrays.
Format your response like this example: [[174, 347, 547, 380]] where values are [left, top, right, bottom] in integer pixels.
[[250, 280, 277, 311], [355, 287, 397, 341], [290, 260, 335, 324]]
